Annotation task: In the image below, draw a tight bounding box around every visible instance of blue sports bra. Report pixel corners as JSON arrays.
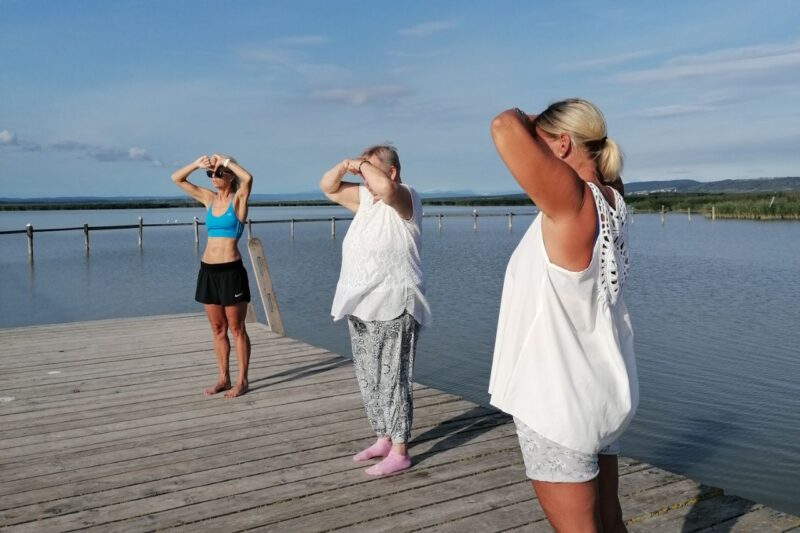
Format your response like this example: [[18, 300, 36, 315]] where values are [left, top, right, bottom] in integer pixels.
[[206, 200, 245, 239]]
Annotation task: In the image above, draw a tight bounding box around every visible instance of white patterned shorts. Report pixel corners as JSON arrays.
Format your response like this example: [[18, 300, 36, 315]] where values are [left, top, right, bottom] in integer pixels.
[[514, 417, 620, 483]]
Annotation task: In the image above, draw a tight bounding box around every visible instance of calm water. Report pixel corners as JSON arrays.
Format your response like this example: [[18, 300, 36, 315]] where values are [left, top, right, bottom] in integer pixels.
[[1, 206, 799, 515]]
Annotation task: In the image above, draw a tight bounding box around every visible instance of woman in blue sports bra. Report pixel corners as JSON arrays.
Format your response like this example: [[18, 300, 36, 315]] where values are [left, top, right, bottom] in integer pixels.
[[171, 154, 254, 399]]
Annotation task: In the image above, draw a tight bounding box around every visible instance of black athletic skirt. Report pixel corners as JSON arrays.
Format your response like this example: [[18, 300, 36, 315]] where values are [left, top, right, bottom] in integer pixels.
[[195, 259, 251, 306]]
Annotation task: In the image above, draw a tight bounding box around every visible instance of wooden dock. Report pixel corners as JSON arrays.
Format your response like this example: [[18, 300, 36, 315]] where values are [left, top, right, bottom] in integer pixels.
[[1, 314, 797, 532]]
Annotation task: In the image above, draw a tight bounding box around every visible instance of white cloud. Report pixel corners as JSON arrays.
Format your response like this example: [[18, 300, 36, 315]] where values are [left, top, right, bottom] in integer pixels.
[[616, 41, 800, 83], [236, 44, 348, 83], [273, 35, 329, 47], [563, 50, 654, 70], [127, 147, 149, 161], [52, 140, 162, 165], [628, 103, 719, 119], [0, 129, 41, 151], [309, 85, 412, 106], [397, 20, 458, 37]]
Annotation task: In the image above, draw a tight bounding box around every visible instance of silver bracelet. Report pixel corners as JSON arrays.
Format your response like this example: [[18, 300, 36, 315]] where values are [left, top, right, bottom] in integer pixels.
[[223, 158, 231, 168]]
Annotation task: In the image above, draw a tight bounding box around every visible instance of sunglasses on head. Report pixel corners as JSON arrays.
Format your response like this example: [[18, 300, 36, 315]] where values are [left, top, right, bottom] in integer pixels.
[[206, 168, 231, 178]]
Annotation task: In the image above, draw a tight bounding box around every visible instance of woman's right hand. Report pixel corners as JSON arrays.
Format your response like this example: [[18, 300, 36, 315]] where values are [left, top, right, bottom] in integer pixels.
[[342, 158, 364, 176], [193, 155, 213, 170]]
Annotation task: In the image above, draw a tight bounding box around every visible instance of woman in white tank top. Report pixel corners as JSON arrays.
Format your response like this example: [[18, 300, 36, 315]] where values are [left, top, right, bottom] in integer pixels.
[[320, 144, 431, 477], [489, 99, 637, 533]]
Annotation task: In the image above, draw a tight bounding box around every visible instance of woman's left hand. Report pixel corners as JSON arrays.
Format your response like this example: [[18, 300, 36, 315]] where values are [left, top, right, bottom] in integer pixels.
[[210, 154, 230, 170]]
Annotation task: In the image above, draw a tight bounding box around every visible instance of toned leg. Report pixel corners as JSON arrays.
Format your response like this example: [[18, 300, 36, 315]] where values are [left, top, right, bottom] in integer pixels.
[[223, 302, 250, 398], [598, 454, 627, 533], [204, 304, 231, 395], [532, 479, 600, 533]]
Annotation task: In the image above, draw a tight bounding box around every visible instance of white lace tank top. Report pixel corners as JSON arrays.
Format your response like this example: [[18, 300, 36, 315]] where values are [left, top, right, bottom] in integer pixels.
[[331, 184, 431, 327], [488, 182, 638, 454]]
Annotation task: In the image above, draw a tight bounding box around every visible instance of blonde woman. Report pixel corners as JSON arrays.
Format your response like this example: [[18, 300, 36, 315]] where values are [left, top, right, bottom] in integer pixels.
[[489, 99, 637, 532], [321, 144, 431, 476], [171, 154, 253, 399]]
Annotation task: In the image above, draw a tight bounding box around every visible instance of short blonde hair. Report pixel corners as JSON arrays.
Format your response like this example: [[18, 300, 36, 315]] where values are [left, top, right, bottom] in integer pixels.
[[534, 99, 623, 187], [361, 144, 401, 178]]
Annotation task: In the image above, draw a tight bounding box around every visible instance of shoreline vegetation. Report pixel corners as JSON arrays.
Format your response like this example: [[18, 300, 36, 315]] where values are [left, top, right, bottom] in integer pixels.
[[2, 191, 799, 220]]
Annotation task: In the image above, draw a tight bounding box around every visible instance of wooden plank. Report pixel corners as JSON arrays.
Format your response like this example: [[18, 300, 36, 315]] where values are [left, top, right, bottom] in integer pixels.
[[1, 314, 797, 532], [336, 478, 535, 532], [150, 437, 522, 533], [0, 346, 337, 400], [695, 506, 800, 532], [0, 405, 506, 525], [0, 390, 465, 491], [0, 354, 352, 431], [256, 463, 528, 532], [629, 491, 774, 532], [408, 463, 686, 532], [7, 427, 520, 531], [417, 499, 544, 532], [247, 237, 285, 335]]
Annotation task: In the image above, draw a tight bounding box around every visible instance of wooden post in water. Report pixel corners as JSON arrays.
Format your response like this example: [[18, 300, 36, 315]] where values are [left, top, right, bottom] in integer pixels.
[[83, 224, 90, 254], [246, 219, 252, 239], [193, 217, 199, 243], [331, 216, 336, 239], [688, 207, 692, 222], [660, 205, 665, 225], [712, 205, 716, 220], [26, 224, 33, 259], [290, 218, 295, 240], [631, 207, 635, 224], [247, 237, 285, 336], [508, 212, 513, 232], [437, 214, 443, 232], [137, 217, 143, 247], [472, 209, 478, 232]]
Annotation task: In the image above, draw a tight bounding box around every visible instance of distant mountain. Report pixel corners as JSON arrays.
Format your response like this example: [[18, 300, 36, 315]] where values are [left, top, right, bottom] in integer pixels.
[[2, 177, 798, 205], [625, 177, 800, 194]]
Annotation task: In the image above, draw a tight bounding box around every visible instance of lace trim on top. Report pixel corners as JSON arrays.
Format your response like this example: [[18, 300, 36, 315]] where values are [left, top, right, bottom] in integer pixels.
[[587, 183, 629, 306]]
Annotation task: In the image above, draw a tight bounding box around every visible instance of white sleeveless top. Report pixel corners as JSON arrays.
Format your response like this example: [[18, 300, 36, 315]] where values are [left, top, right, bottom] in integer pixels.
[[331, 184, 431, 327], [489, 183, 638, 454]]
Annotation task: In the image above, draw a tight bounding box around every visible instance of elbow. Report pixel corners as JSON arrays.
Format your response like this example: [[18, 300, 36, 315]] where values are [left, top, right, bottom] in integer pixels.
[[170, 173, 182, 184], [372, 181, 397, 202], [319, 177, 333, 194], [490, 111, 515, 141]]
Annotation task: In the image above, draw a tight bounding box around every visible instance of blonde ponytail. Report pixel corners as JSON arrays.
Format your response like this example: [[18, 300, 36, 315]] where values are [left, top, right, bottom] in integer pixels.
[[596, 137, 623, 187]]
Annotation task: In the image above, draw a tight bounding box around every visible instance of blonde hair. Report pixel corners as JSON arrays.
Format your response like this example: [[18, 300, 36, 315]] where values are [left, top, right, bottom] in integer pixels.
[[361, 144, 401, 179], [217, 153, 239, 192], [534, 98, 623, 187]]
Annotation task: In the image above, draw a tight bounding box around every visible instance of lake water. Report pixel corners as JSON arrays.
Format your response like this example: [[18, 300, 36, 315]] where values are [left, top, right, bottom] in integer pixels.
[[1, 205, 799, 515]]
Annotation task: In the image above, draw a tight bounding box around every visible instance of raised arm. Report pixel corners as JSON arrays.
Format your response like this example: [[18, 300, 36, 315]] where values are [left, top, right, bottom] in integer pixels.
[[171, 156, 215, 207], [358, 160, 412, 220], [320, 159, 361, 214], [212, 155, 252, 223], [491, 108, 598, 271], [490, 108, 587, 221]]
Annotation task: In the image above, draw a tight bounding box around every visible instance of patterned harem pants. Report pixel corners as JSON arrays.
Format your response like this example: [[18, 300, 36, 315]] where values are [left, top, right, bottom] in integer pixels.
[[347, 312, 420, 443]]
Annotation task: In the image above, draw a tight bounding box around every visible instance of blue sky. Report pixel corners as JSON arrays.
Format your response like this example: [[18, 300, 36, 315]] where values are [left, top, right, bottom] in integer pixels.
[[1, 0, 799, 197]]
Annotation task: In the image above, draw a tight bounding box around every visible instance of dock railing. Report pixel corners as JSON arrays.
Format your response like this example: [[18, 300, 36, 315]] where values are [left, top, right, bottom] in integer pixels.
[[1, 211, 538, 258]]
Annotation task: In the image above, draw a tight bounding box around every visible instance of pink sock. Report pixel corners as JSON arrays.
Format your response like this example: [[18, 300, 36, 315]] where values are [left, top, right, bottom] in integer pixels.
[[353, 437, 392, 462], [364, 450, 412, 476]]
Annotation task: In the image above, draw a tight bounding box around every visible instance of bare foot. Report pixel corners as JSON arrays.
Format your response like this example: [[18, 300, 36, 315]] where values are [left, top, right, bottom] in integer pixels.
[[223, 381, 249, 399], [204, 380, 231, 396]]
